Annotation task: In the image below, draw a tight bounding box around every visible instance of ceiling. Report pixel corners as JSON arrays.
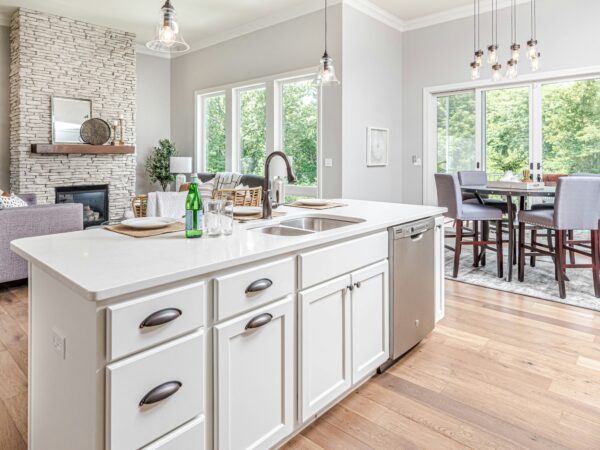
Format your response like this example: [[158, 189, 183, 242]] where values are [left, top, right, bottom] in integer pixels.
[[0, 0, 482, 49]]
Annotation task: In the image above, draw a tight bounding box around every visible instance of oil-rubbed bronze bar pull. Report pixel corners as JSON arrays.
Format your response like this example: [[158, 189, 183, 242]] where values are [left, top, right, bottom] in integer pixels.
[[245, 278, 273, 294], [245, 313, 273, 330], [139, 381, 182, 407], [139, 308, 182, 329]]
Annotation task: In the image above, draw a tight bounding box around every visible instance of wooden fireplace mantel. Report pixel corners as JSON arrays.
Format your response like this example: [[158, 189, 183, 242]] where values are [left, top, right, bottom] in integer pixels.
[[31, 144, 135, 155]]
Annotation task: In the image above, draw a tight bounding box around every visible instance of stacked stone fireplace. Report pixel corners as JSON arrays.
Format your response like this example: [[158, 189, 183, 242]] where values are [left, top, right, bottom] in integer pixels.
[[9, 9, 136, 219]]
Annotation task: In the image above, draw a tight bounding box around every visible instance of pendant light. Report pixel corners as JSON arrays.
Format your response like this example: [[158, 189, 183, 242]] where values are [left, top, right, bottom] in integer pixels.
[[146, 0, 190, 53], [506, 0, 518, 78], [486, 0, 499, 66], [527, 0, 541, 71], [314, 0, 340, 86], [470, 0, 483, 80]]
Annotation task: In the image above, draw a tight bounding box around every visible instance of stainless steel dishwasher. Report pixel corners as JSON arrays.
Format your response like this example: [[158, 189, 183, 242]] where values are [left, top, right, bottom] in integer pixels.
[[383, 218, 436, 368]]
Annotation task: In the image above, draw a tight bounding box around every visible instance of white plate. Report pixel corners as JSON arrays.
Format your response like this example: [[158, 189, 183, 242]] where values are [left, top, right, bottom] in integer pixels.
[[233, 206, 262, 216], [296, 198, 330, 207], [121, 217, 177, 230]]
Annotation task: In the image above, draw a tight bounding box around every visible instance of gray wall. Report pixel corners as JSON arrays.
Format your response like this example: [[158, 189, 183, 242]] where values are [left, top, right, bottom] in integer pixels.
[[0, 26, 9, 191], [136, 54, 171, 194], [341, 6, 402, 202], [170, 5, 343, 198], [402, 0, 600, 204]]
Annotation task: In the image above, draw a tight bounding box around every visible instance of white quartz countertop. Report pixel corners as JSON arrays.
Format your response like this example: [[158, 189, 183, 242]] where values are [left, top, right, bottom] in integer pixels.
[[11, 199, 445, 301]]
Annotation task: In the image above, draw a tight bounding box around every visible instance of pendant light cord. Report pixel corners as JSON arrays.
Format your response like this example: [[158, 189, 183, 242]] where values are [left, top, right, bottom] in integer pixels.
[[324, 0, 328, 55]]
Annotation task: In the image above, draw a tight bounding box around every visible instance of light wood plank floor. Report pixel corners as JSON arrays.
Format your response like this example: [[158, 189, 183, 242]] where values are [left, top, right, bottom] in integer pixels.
[[2, 281, 600, 449]]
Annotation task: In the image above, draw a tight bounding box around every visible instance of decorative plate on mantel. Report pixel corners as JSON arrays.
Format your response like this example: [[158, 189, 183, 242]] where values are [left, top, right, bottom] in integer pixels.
[[80, 118, 112, 145]]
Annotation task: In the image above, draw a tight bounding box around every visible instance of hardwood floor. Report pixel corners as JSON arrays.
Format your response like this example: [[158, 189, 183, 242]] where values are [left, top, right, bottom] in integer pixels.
[[2, 280, 600, 449]]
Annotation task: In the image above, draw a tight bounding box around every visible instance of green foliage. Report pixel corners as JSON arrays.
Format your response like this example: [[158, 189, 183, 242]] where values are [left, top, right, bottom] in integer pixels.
[[145, 139, 178, 191], [240, 88, 267, 176], [205, 95, 226, 173], [436, 93, 476, 173]]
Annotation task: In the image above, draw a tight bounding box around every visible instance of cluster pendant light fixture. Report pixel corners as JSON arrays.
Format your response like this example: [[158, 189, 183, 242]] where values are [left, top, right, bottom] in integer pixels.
[[469, 0, 541, 81], [146, 0, 190, 54], [314, 0, 340, 87]]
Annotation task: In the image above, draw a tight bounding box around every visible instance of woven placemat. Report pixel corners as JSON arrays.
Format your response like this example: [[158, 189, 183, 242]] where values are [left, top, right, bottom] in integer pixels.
[[286, 202, 347, 210], [235, 211, 287, 222], [105, 222, 185, 238]]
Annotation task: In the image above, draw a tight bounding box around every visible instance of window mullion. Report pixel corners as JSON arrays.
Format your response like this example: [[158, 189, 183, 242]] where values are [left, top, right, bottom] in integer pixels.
[[266, 80, 276, 156], [531, 83, 543, 181], [226, 89, 236, 172]]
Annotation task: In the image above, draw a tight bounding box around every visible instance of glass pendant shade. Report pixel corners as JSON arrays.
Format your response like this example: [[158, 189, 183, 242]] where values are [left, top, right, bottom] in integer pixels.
[[146, 0, 190, 53], [506, 59, 518, 79], [474, 50, 484, 66], [492, 63, 502, 81], [487, 45, 498, 65], [531, 53, 541, 72], [314, 53, 340, 86], [470, 62, 481, 80], [527, 39, 538, 60], [511, 43, 520, 61]]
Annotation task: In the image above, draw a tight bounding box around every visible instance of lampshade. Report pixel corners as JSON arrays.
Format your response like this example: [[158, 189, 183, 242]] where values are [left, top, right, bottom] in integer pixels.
[[269, 155, 293, 178], [146, 0, 190, 54], [170, 157, 192, 174]]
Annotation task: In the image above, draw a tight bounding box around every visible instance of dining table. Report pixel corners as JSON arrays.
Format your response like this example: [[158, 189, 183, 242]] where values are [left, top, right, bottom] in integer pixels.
[[461, 185, 557, 282]]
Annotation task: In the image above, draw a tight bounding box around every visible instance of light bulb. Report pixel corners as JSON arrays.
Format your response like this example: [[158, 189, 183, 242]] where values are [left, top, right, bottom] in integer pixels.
[[531, 53, 541, 72], [470, 62, 481, 80], [511, 43, 520, 62], [160, 25, 174, 44], [492, 64, 502, 82], [475, 50, 484, 67], [527, 39, 538, 60], [506, 59, 517, 79], [487, 45, 498, 65]]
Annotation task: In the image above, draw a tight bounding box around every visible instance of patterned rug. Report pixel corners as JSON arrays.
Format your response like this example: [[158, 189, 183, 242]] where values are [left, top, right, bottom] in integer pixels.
[[444, 232, 600, 312]]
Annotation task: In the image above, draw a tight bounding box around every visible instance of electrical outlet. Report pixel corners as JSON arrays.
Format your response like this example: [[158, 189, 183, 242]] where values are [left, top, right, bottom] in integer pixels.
[[324, 158, 333, 168], [412, 156, 422, 166], [51, 329, 66, 359]]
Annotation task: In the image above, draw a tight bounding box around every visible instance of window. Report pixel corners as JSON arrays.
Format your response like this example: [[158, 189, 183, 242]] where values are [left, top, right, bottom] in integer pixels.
[[281, 77, 318, 187], [238, 86, 267, 176], [202, 93, 226, 173], [436, 92, 477, 174], [196, 70, 321, 196]]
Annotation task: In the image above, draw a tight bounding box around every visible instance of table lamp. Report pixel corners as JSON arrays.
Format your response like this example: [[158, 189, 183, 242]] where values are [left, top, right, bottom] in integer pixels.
[[170, 157, 193, 192]]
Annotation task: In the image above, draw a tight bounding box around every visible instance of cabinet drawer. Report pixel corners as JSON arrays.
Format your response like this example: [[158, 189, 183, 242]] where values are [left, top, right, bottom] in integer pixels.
[[107, 281, 205, 361], [214, 257, 294, 321], [142, 416, 205, 450], [299, 232, 388, 289], [107, 331, 205, 450]]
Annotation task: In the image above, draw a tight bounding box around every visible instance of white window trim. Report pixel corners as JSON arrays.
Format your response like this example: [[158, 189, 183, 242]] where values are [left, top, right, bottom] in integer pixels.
[[195, 67, 321, 197], [422, 65, 600, 205]]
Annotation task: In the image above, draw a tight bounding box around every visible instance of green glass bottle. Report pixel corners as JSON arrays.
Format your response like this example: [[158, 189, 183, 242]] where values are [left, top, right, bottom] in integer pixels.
[[185, 175, 203, 238]]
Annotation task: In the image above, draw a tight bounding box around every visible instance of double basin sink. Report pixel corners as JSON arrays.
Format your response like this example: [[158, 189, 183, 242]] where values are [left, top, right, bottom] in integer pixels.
[[251, 216, 365, 237]]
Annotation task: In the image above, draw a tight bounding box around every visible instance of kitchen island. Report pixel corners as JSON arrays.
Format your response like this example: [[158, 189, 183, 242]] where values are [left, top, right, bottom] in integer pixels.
[[12, 199, 445, 450]]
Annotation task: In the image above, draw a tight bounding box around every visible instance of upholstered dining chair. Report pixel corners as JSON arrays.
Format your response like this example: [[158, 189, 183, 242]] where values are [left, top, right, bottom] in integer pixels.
[[518, 176, 600, 299], [458, 170, 511, 214], [435, 173, 504, 278]]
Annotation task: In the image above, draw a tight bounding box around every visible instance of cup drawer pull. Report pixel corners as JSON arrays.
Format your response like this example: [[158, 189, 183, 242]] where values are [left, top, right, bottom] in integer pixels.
[[139, 308, 182, 329], [139, 381, 182, 407], [245, 313, 273, 330], [245, 278, 273, 294]]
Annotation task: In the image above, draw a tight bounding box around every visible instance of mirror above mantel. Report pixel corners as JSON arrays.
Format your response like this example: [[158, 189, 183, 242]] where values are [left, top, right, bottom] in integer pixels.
[[52, 96, 92, 144]]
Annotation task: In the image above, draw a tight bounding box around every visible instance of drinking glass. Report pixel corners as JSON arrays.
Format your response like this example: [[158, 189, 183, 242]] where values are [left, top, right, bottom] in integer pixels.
[[204, 199, 222, 237], [221, 200, 234, 236]]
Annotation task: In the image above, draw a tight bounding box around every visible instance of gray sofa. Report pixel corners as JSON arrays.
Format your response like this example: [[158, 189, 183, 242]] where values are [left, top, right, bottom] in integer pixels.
[[197, 172, 266, 189], [1, 194, 83, 283]]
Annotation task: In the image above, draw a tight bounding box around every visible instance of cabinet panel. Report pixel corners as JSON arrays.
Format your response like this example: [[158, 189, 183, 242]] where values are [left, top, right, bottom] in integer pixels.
[[351, 261, 389, 383], [299, 275, 352, 423], [215, 296, 294, 450], [142, 416, 205, 450]]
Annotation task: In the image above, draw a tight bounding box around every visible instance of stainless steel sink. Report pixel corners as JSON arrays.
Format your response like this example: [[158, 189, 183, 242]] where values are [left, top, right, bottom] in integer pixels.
[[280, 216, 364, 232], [251, 226, 313, 237]]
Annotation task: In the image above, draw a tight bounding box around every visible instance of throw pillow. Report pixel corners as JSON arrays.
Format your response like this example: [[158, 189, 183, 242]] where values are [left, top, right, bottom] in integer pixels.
[[0, 193, 28, 209], [198, 179, 215, 201]]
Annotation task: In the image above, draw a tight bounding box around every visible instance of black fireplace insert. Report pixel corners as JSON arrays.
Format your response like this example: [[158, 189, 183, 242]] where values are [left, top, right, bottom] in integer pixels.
[[55, 185, 109, 228]]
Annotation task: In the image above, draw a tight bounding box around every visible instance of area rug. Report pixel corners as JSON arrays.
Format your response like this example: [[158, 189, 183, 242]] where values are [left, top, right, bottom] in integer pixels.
[[444, 232, 600, 312]]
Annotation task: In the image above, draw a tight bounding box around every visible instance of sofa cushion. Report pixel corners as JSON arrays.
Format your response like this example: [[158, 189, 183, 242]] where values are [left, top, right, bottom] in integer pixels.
[[0, 193, 28, 209]]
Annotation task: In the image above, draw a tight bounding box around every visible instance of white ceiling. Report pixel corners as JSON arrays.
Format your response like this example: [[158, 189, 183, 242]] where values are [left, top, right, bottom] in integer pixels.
[[0, 0, 498, 51]]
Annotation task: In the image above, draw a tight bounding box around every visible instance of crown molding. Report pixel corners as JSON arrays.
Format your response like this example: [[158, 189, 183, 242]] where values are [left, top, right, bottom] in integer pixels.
[[343, 0, 405, 32], [403, 0, 530, 32]]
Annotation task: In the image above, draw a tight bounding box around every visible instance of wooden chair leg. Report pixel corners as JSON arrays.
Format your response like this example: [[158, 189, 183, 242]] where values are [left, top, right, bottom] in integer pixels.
[[518, 222, 526, 282], [568, 230, 576, 264], [473, 220, 480, 268], [482, 221, 488, 267], [496, 220, 503, 278], [592, 230, 600, 298], [453, 220, 463, 278], [556, 230, 567, 299], [530, 229, 537, 267]]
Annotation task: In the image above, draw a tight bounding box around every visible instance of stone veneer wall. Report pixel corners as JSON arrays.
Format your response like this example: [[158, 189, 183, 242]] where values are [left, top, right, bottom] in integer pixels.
[[9, 9, 136, 219]]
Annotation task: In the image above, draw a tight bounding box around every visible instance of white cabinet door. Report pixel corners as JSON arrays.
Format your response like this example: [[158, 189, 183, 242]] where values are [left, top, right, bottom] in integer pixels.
[[299, 275, 352, 423], [214, 296, 294, 450], [350, 261, 389, 384]]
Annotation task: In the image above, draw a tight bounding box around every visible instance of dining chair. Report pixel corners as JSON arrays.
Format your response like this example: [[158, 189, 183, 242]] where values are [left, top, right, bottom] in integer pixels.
[[457, 170, 511, 214], [518, 176, 600, 299], [435, 173, 504, 278]]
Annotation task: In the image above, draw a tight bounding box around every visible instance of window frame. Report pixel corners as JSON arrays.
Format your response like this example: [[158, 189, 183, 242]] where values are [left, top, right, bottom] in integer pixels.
[[195, 68, 322, 197], [423, 65, 600, 205]]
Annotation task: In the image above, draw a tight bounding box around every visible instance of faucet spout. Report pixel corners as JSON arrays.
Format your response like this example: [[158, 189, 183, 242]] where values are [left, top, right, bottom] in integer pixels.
[[263, 151, 296, 220]]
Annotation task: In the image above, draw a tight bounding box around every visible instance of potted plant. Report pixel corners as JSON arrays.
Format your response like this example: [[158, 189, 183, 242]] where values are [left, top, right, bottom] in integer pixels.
[[145, 139, 178, 191]]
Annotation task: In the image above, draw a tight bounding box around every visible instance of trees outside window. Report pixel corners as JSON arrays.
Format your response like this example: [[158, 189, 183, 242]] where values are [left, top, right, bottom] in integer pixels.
[[239, 86, 267, 176], [203, 93, 226, 173], [436, 92, 476, 174]]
